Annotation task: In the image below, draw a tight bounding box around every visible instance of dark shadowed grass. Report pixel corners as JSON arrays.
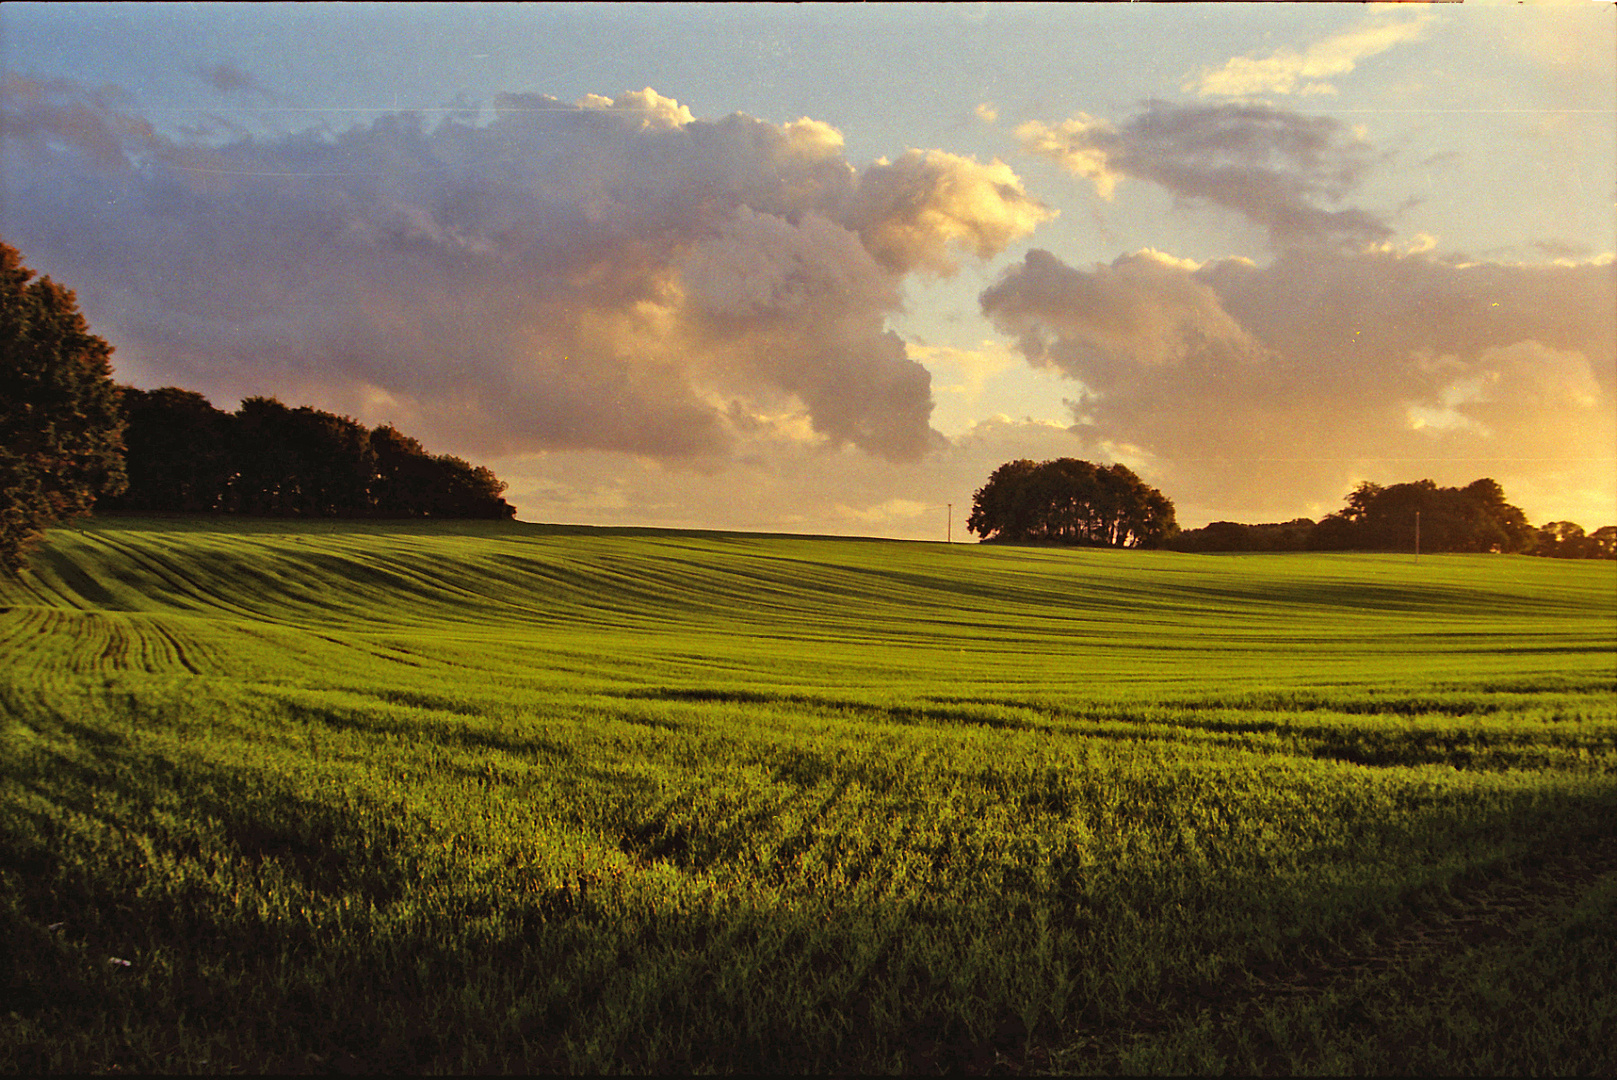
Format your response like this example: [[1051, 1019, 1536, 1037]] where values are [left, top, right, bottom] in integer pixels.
[[2, 519, 1614, 1073]]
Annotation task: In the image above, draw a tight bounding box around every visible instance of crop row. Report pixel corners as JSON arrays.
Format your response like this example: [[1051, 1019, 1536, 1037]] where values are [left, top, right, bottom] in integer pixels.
[[2, 520, 1614, 1072]]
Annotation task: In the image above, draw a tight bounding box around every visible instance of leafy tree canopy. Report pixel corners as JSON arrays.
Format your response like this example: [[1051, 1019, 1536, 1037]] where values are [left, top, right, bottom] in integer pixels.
[[0, 242, 127, 573], [967, 458, 1177, 548], [1172, 477, 1610, 559], [104, 391, 516, 521], [1312, 477, 1535, 553]]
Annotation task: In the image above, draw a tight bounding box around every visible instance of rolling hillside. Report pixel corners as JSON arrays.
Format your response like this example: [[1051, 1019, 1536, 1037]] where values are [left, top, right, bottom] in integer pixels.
[[3, 518, 1615, 1073]]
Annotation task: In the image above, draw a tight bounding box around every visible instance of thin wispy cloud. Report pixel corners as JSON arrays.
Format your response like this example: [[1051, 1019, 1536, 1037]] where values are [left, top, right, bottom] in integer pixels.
[[1184, 12, 1435, 99]]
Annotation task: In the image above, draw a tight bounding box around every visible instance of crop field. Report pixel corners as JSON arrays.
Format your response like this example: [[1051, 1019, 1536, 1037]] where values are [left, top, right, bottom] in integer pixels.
[[2, 517, 1615, 1074]]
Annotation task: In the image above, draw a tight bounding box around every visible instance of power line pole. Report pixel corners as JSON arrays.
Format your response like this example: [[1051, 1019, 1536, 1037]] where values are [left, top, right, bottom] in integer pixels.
[[947, 502, 952, 545], [1415, 509, 1420, 564]]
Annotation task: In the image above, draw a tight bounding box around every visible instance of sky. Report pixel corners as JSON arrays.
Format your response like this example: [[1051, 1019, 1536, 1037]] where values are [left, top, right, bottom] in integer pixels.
[[3, 2, 1613, 539]]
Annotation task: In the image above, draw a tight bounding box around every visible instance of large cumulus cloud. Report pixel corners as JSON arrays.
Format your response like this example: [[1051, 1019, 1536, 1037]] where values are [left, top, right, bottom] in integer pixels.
[[991, 95, 1616, 523], [1, 78, 1052, 463], [981, 245, 1616, 520]]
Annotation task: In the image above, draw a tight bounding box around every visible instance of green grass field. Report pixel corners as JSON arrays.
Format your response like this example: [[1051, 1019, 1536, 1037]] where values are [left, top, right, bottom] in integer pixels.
[[3, 517, 1615, 1074]]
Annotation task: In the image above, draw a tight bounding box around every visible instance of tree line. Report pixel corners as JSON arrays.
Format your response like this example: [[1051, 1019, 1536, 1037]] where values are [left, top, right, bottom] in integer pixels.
[[965, 457, 1614, 560], [1167, 478, 1616, 559], [2, 241, 512, 573], [106, 387, 516, 521]]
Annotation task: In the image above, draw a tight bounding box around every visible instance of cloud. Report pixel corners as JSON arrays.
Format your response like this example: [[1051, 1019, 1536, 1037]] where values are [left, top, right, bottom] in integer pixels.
[[1016, 113, 1121, 199], [1016, 100, 1390, 250], [494, 414, 1096, 540], [1185, 12, 1435, 98], [981, 245, 1617, 523], [909, 340, 1021, 396], [1533, 238, 1594, 262], [975, 102, 998, 124], [907, 338, 1063, 438], [192, 61, 281, 102], [977, 248, 1261, 373], [1, 78, 1051, 465], [850, 149, 1055, 275], [0, 75, 162, 168]]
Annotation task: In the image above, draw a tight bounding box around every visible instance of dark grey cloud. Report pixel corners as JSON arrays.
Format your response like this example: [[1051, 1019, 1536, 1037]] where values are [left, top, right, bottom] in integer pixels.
[[1533, 238, 1593, 261], [1018, 100, 1392, 250], [1, 79, 1052, 463], [192, 61, 281, 101]]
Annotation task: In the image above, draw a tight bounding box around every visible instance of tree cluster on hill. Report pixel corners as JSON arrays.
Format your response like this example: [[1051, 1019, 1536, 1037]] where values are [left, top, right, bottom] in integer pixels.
[[3, 240, 518, 573], [1, 243, 127, 572], [1168, 478, 1615, 559], [967, 458, 1177, 548], [1310, 478, 1533, 553], [1530, 520, 1617, 560], [106, 388, 516, 520]]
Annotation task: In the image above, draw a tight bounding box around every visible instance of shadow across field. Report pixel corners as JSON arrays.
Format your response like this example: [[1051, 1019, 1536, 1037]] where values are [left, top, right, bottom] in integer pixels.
[[626, 687, 1617, 772], [623, 686, 1047, 734], [2, 717, 431, 907]]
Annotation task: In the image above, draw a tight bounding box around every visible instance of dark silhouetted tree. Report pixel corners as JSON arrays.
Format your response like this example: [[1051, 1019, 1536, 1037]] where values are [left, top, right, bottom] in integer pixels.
[[104, 387, 517, 521], [966, 459, 1041, 542], [1534, 521, 1588, 559], [427, 455, 515, 519], [106, 387, 234, 512], [968, 458, 1176, 548], [1311, 478, 1534, 553], [0, 243, 127, 573], [1167, 518, 1315, 553], [293, 407, 374, 516], [229, 397, 373, 516], [370, 423, 436, 516], [370, 423, 514, 518], [1456, 478, 1534, 553]]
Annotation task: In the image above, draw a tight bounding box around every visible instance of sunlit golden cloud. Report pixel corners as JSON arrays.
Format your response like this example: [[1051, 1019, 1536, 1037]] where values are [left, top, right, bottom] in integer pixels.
[[1184, 12, 1435, 98], [980, 245, 1616, 521], [2, 78, 1051, 465]]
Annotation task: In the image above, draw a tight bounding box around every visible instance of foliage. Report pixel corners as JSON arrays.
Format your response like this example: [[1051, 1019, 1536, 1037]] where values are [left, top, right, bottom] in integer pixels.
[[370, 424, 514, 519], [1177, 478, 1614, 560], [967, 457, 1177, 547], [1313, 478, 1534, 554], [105, 391, 516, 520], [1534, 521, 1617, 560], [0, 243, 126, 573], [231, 396, 375, 516], [112, 388, 233, 513], [1167, 517, 1316, 553], [2, 520, 1614, 1073]]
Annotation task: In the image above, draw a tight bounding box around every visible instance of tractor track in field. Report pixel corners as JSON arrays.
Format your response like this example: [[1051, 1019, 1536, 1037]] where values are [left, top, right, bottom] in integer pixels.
[[960, 830, 1617, 1075]]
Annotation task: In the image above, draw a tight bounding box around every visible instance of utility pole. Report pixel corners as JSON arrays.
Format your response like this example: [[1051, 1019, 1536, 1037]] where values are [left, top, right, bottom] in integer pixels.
[[1415, 509, 1420, 564], [947, 503, 952, 545]]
